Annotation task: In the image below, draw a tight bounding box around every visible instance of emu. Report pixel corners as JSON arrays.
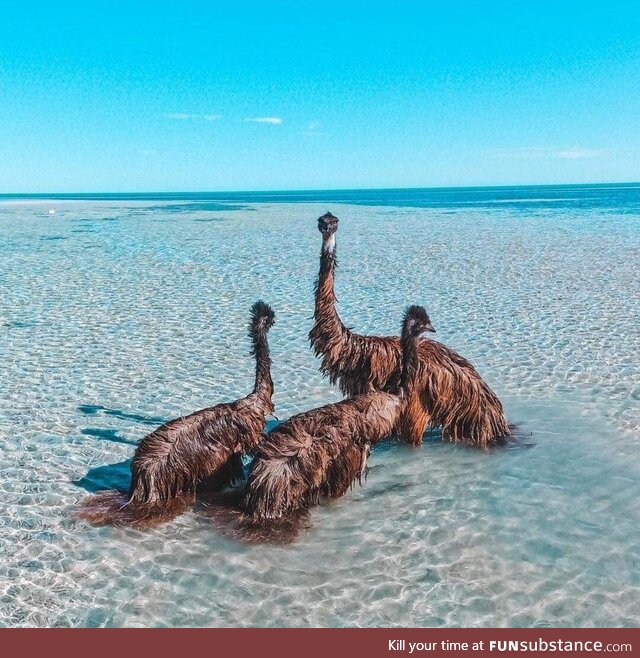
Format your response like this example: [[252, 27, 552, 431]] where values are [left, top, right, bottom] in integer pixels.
[[75, 301, 276, 528], [309, 212, 512, 449]]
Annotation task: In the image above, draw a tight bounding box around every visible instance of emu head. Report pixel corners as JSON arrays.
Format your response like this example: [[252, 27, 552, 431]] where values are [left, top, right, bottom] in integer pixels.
[[250, 301, 276, 335], [402, 305, 436, 339], [318, 212, 339, 237]]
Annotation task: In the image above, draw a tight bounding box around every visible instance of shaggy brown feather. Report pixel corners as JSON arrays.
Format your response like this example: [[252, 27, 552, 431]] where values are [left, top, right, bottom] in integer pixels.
[[308, 212, 512, 449], [75, 301, 275, 528], [240, 305, 431, 523], [199, 488, 312, 544]]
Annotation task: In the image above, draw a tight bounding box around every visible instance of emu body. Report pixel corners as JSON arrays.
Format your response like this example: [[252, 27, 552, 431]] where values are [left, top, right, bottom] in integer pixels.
[[242, 305, 433, 523], [309, 212, 512, 449], [244, 391, 400, 520], [75, 301, 275, 528]]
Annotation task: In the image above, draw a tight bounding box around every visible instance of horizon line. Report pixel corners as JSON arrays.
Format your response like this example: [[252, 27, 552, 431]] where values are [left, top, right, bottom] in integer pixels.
[[1, 180, 640, 198]]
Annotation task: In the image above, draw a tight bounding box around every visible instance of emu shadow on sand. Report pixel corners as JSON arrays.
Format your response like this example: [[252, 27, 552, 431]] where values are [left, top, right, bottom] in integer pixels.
[[75, 301, 276, 529], [309, 212, 514, 450], [203, 305, 434, 543]]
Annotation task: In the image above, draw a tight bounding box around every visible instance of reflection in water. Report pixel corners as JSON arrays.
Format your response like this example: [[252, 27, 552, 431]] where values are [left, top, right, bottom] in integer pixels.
[[78, 404, 166, 427], [80, 427, 138, 446], [73, 459, 132, 494], [0, 189, 638, 627]]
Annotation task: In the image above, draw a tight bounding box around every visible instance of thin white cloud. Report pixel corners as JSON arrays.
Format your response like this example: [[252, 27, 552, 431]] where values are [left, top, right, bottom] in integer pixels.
[[301, 120, 328, 136], [139, 149, 157, 156], [165, 113, 221, 121], [554, 148, 608, 159], [301, 130, 329, 137], [245, 117, 283, 125], [488, 146, 611, 160]]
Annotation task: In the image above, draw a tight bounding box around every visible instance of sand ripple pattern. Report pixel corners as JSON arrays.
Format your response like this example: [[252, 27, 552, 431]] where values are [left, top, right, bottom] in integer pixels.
[[0, 197, 638, 627]]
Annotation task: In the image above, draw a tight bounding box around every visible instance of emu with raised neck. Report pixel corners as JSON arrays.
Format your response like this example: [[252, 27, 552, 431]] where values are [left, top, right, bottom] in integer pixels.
[[309, 212, 513, 449]]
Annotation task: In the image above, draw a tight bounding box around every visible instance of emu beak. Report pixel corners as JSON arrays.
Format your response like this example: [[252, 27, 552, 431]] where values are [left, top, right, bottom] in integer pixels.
[[422, 322, 436, 335]]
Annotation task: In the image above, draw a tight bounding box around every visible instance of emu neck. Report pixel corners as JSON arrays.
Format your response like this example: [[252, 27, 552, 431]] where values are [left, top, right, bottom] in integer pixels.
[[399, 333, 421, 396], [252, 333, 273, 408], [313, 237, 347, 339]]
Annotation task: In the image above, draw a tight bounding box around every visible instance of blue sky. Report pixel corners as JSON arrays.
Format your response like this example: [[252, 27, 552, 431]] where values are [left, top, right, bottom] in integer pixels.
[[1, 1, 639, 191]]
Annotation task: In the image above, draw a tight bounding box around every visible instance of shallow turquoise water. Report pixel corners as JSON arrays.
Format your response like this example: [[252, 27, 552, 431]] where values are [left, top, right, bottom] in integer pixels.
[[0, 186, 639, 627]]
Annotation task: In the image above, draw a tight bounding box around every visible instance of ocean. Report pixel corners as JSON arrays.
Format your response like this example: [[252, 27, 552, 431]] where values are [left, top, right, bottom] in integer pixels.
[[0, 183, 638, 627]]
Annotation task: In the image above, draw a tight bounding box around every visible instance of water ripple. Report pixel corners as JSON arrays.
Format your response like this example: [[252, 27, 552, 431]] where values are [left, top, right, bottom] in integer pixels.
[[0, 198, 638, 627]]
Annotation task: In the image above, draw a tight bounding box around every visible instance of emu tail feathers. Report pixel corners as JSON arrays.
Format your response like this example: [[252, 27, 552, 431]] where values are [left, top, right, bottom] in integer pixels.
[[74, 489, 193, 529], [198, 489, 310, 544]]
